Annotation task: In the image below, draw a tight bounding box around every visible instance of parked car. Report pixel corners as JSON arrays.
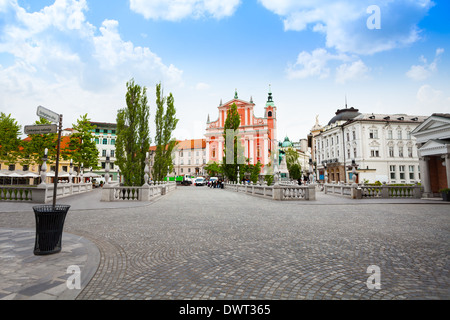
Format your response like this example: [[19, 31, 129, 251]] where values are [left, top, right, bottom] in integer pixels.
[[195, 177, 205, 186]]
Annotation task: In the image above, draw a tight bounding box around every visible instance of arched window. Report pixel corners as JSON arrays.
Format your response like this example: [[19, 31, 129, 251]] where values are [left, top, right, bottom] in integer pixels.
[[268, 111, 273, 117]]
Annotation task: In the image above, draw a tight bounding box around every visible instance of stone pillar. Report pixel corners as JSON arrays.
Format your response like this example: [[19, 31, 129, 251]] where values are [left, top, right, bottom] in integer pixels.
[[419, 156, 432, 197], [445, 154, 450, 189], [249, 137, 254, 165]]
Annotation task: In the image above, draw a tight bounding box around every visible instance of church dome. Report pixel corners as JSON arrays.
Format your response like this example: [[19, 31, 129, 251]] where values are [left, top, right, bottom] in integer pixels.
[[281, 136, 293, 147]]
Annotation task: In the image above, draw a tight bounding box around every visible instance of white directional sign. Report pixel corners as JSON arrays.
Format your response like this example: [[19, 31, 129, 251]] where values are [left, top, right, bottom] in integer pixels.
[[24, 124, 58, 135], [36, 105, 60, 123]]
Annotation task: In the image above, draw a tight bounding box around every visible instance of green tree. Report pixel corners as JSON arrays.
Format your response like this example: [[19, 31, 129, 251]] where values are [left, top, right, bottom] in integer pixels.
[[204, 161, 222, 177], [115, 79, 151, 186], [221, 103, 244, 182], [153, 83, 179, 181], [284, 147, 302, 180], [62, 114, 100, 172], [21, 118, 58, 169], [0, 112, 22, 165]]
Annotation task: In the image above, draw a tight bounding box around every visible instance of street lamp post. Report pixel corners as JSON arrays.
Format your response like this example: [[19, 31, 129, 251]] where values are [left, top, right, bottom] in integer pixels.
[[105, 150, 110, 185], [69, 159, 74, 184], [39, 148, 48, 186]]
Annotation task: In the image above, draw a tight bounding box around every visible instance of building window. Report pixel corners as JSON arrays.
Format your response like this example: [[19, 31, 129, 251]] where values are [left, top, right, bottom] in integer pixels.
[[352, 131, 356, 140], [212, 149, 216, 158], [188, 160, 191, 165], [112, 130, 116, 134], [346, 132, 350, 141], [347, 149, 351, 159], [389, 147, 394, 157], [181, 168, 184, 173], [370, 147, 380, 157], [353, 148, 357, 158], [62, 166, 68, 172], [196, 159, 199, 165], [369, 130, 378, 139], [188, 168, 191, 173], [408, 147, 413, 158], [180, 159, 184, 165], [399, 147, 404, 157], [409, 165, 415, 180], [111, 139, 115, 145], [102, 162, 106, 169], [336, 135, 339, 144], [111, 150, 115, 157], [23, 165, 29, 171], [397, 130, 402, 140], [95, 129, 100, 133], [390, 165, 396, 180], [102, 150, 107, 157], [388, 130, 393, 140], [331, 137, 334, 145], [104, 129, 108, 134], [407, 131, 411, 140], [399, 165, 405, 180], [103, 138, 108, 145], [203, 159, 206, 164], [180, 151, 183, 157], [95, 138, 99, 144], [196, 151, 199, 157]]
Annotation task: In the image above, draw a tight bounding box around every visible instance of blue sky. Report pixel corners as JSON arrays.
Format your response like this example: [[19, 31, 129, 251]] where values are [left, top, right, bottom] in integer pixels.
[[1, 0, 449, 142]]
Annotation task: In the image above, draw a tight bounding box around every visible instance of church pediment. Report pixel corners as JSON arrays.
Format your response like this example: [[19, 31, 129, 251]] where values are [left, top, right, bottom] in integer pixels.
[[418, 139, 450, 156], [412, 115, 450, 135]]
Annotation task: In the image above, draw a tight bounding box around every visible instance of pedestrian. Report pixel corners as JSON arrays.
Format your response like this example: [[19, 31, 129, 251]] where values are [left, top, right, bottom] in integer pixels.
[[297, 178, 302, 185]]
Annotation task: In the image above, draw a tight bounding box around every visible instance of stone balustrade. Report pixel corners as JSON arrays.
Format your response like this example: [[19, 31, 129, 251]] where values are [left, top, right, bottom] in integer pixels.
[[224, 181, 316, 201], [0, 183, 92, 203], [323, 182, 423, 199], [101, 181, 177, 202]]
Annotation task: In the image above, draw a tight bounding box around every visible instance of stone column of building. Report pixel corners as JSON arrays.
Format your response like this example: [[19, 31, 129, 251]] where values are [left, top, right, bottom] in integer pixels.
[[264, 134, 269, 165], [446, 154, 450, 189], [419, 156, 432, 197], [218, 138, 224, 162], [249, 137, 255, 164]]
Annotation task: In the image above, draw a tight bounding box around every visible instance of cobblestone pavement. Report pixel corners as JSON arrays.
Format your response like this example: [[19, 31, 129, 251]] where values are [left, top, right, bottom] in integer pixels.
[[0, 187, 449, 300]]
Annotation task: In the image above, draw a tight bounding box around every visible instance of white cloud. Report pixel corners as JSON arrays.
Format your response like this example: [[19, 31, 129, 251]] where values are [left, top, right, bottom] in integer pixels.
[[287, 48, 350, 80], [406, 48, 444, 81], [195, 82, 211, 90], [129, 0, 241, 21], [335, 60, 370, 84], [259, 0, 434, 55], [0, 0, 184, 129]]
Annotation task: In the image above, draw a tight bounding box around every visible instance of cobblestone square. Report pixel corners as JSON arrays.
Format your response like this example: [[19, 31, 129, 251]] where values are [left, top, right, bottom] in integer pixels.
[[0, 187, 449, 300]]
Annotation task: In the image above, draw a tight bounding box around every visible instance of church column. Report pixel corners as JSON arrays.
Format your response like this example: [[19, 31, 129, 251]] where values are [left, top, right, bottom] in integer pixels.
[[205, 138, 210, 163], [445, 154, 450, 189], [249, 137, 255, 165], [264, 134, 269, 166], [419, 156, 432, 197], [218, 138, 223, 163]]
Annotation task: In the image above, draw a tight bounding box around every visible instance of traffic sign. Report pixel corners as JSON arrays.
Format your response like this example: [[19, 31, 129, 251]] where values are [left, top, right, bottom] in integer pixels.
[[36, 105, 60, 123], [24, 124, 58, 135]]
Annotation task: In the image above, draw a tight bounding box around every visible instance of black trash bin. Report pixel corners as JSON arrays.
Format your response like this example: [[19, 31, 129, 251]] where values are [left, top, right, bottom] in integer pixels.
[[33, 205, 70, 255]]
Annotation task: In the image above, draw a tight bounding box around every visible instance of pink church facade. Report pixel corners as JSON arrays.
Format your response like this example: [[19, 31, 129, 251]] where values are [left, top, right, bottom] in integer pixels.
[[205, 89, 278, 172]]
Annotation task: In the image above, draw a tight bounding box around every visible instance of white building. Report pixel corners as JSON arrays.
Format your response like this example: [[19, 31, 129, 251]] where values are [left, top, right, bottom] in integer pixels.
[[90, 122, 119, 181], [314, 107, 427, 184]]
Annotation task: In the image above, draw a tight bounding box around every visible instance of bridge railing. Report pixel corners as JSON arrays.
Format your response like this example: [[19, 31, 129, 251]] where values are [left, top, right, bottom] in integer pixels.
[[0, 183, 93, 203], [101, 181, 176, 202], [224, 181, 315, 201], [323, 182, 422, 199]]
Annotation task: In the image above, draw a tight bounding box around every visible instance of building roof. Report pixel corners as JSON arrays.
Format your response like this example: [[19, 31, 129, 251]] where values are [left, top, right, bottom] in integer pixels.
[[328, 107, 361, 125], [175, 139, 206, 150], [351, 113, 426, 123]]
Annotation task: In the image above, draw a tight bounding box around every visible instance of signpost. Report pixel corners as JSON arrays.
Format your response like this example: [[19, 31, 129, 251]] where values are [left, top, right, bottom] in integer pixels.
[[28, 106, 63, 208], [24, 124, 57, 135], [36, 105, 59, 123]]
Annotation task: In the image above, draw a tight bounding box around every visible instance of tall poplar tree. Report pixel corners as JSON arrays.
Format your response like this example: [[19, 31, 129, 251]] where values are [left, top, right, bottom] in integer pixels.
[[221, 103, 244, 182], [153, 83, 179, 181], [115, 79, 151, 186]]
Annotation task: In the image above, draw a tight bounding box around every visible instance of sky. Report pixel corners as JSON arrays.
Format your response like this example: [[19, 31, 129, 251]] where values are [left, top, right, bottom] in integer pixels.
[[1, 0, 449, 143]]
